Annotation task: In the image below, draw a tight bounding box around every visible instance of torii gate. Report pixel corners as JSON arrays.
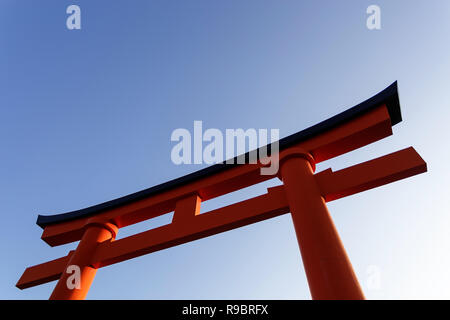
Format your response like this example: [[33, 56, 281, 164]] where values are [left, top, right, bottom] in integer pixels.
[[17, 82, 427, 300]]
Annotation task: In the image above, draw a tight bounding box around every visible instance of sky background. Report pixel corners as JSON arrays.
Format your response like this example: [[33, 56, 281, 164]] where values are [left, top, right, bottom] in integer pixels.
[[1, 0, 449, 299]]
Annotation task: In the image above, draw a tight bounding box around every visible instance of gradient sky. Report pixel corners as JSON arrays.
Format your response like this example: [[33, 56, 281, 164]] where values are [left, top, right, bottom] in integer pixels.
[[1, 1, 450, 299]]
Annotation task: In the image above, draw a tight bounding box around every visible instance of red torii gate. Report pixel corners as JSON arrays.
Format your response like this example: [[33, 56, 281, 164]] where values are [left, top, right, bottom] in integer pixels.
[[17, 82, 427, 300]]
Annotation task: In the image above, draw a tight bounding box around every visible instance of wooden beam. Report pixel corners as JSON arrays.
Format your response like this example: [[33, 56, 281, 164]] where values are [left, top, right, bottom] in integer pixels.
[[316, 147, 427, 202], [17, 145, 427, 290], [40, 105, 392, 247], [16, 251, 74, 289]]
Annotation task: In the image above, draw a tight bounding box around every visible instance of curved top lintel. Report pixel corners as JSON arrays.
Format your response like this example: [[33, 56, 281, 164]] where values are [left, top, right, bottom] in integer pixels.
[[36, 81, 401, 228]]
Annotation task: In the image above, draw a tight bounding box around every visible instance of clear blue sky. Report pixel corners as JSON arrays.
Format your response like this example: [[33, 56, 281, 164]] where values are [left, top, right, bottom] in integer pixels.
[[1, 1, 449, 299]]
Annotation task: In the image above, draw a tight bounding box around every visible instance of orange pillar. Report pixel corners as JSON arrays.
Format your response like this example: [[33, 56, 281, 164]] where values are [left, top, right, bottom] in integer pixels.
[[279, 149, 364, 300], [49, 221, 117, 300]]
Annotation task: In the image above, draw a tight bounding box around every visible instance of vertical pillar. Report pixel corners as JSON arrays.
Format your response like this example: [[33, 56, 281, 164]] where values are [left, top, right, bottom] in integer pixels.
[[279, 148, 364, 300], [172, 193, 202, 226], [49, 221, 117, 300]]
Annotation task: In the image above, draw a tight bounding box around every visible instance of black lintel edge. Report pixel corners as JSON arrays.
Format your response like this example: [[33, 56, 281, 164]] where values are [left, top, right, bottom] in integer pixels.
[[36, 81, 401, 228]]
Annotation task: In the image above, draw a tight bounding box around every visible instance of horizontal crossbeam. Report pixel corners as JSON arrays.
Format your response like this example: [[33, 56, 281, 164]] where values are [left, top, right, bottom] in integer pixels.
[[16, 251, 74, 289], [316, 147, 427, 201], [17, 146, 426, 290]]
